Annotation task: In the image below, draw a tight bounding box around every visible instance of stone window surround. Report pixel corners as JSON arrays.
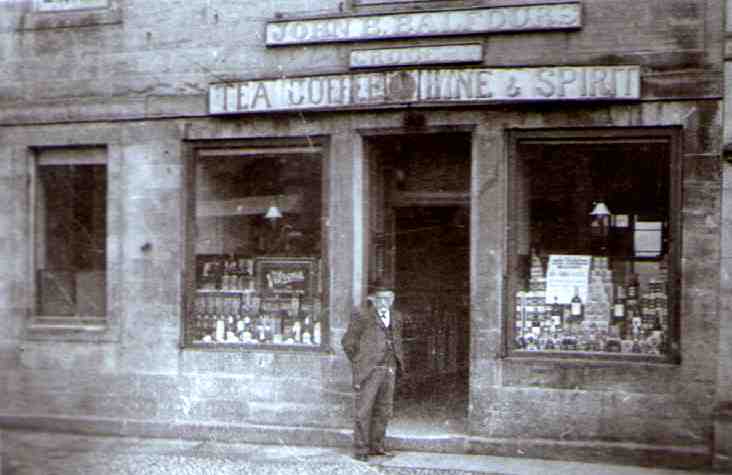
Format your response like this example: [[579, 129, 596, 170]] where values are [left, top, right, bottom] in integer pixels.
[[182, 137, 332, 353], [25, 144, 123, 343], [504, 126, 683, 365], [19, 0, 122, 31]]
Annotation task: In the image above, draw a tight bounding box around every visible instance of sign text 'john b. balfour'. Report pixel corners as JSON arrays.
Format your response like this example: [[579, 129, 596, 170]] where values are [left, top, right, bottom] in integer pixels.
[[209, 66, 640, 115], [266, 2, 581, 46]]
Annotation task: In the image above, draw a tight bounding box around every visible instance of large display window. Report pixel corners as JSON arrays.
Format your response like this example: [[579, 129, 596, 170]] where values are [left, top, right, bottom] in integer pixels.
[[185, 139, 327, 350], [507, 128, 681, 362]]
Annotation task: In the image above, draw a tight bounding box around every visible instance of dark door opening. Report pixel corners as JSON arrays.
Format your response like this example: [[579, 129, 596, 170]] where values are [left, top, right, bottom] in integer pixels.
[[393, 206, 470, 434], [365, 133, 471, 435]]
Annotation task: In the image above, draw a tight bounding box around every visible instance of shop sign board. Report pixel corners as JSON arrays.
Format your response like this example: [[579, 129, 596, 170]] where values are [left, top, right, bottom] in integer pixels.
[[34, 0, 109, 11], [545, 254, 591, 304], [266, 2, 581, 46], [350, 44, 483, 69], [209, 65, 640, 115]]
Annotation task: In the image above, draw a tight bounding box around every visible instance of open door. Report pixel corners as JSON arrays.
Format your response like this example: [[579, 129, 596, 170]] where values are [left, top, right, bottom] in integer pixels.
[[366, 133, 471, 435]]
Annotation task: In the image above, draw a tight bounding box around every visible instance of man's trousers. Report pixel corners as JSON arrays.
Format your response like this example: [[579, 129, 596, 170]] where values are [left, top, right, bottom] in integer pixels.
[[353, 363, 396, 456]]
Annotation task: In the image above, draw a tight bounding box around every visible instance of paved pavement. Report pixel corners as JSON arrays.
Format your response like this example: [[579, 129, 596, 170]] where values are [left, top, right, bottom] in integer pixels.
[[0, 430, 724, 475]]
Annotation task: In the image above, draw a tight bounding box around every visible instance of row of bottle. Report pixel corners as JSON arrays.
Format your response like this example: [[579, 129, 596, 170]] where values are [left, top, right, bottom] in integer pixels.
[[191, 310, 321, 345], [515, 277, 667, 354], [190, 293, 319, 345], [517, 327, 664, 354], [199, 256, 255, 291]]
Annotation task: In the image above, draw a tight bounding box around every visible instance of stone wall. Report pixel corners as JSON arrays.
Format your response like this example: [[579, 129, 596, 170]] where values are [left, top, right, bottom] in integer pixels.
[[0, 0, 723, 124], [0, 0, 726, 467]]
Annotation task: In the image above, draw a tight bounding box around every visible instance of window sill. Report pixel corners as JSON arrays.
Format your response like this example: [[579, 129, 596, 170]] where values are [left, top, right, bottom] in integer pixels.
[[504, 350, 680, 367], [184, 341, 332, 354], [20, 7, 122, 30], [25, 316, 118, 342]]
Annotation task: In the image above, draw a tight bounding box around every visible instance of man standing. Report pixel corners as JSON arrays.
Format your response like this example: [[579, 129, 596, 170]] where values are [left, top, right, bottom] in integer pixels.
[[341, 283, 405, 462]]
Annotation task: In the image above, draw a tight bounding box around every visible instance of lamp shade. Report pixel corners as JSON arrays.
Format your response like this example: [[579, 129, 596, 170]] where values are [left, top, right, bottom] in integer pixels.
[[264, 205, 283, 220], [589, 201, 611, 216]]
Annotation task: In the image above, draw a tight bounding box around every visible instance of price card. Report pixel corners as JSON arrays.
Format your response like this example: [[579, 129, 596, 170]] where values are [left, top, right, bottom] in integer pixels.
[[545, 254, 591, 304]]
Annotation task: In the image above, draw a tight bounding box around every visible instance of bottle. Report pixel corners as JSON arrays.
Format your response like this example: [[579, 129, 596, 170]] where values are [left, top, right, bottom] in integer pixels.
[[611, 285, 626, 337], [302, 316, 313, 344], [256, 317, 266, 342], [570, 287, 584, 322], [627, 274, 639, 300], [531, 313, 542, 337], [313, 321, 322, 345], [550, 297, 563, 333]]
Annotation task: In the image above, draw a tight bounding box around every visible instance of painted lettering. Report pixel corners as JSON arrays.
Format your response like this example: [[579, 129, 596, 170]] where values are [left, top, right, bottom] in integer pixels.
[[210, 66, 639, 115], [367, 74, 384, 101], [363, 17, 381, 37], [589, 68, 607, 97], [335, 18, 351, 38], [395, 15, 413, 35], [508, 8, 530, 28], [557, 68, 577, 97], [314, 21, 330, 40], [307, 78, 325, 105], [534, 6, 555, 28], [293, 22, 309, 41], [463, 11, 482, 31], [535, 69, 556, 97], [237, 83, 249, 110], [269, 23, 287, 43], [557, 4, 580, 26], [623, 67, 635, 96], [477, 71, 493, 98], [490, 10, 506, 29], [505, 74, 521, 97], [455, 71, 474, 99], [327, 77, 347, 104], [251, 82, 271, 109], [287, 79, 306, 106], [417, 14, 437, 35]]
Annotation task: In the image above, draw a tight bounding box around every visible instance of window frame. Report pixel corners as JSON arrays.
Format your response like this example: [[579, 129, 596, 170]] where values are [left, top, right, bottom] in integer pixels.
[[26, 145, 120, 342], [182, 137, 331, 353], [20, 0, 122, 30], [505, 127, 682, 364]]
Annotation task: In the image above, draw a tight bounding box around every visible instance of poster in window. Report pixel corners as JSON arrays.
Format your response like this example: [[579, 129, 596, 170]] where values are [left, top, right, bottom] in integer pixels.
[[255, 257, 317, 297], [545, 254, 591, 304]]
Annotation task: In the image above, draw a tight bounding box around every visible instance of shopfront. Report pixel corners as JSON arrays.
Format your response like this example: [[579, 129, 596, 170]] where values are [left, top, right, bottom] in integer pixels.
[[0, 0, 727, 469]]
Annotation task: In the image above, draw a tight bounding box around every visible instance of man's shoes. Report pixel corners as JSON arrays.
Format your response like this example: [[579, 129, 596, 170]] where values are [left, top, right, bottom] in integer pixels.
[[353, 453, 368, 462], [368, 449, 395, 457]]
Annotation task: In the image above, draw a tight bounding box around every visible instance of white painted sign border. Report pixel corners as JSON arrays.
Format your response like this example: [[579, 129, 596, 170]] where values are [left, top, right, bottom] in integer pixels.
[[34, 0, 110, 12], [350, 43, 484, 69], [266, 2, 582, 46], [209, 65, 641, 115]]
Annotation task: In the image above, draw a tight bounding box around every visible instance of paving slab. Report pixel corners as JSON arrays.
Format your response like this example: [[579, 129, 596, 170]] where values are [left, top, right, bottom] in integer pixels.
[[0, 430, 723, 475]]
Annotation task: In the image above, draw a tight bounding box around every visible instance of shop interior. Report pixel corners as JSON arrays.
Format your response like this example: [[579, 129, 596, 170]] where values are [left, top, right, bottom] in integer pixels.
[[189, 143, 326, 347], [365, 133, 471, 435], [510, 138, 676, 357]]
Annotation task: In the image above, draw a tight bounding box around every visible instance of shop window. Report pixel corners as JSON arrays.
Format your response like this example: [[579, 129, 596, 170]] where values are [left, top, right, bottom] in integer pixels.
[[33, 147, 107, 326], [186, 141, 327, 350], [507, 129, 680, 362]]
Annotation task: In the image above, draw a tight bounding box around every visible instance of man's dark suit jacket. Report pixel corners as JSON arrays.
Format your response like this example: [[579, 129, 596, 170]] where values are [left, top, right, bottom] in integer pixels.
[[341, 305, 406, 387]]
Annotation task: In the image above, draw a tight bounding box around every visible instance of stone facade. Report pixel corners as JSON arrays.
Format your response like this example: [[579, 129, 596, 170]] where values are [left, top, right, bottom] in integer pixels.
[[0, 0, 727, 470]]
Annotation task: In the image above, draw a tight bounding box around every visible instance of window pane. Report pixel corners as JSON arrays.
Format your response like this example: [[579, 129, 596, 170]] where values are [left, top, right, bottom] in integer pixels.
[[36, 164, 107, 317], [511, 140, 673, 357], [189, 151, 324, 348]]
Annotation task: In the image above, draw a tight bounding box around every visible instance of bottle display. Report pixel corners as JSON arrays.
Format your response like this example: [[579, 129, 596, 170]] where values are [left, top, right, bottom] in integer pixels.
[[514, 255, 669, 356], [189, 256, 321, 347]]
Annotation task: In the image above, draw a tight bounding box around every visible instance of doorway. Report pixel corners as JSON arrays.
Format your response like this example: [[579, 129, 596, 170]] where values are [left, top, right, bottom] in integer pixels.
[[365, 132, 471, 436]]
